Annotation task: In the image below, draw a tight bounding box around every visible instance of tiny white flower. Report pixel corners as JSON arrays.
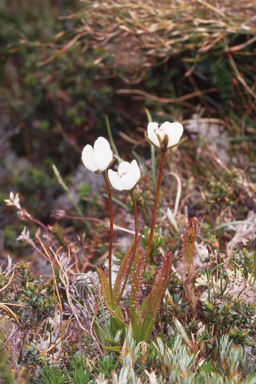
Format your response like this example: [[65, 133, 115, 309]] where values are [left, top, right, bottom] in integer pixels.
[[4, 192, 21, 210], [146, 121, 183, 150], [81, 137, 113, 173], [108, 160, 140, 191], [17, 227, 31, 243]]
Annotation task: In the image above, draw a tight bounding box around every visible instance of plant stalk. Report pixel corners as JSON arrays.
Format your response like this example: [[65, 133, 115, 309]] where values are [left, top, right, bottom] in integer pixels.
[[130, 190, 139, 248], [144, 151, 166, 271], [119, 189, 139, 299], [103, 171, 114, 303]]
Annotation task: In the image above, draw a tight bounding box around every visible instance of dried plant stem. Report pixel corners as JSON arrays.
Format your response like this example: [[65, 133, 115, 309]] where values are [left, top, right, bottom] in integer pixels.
[[103, 171, 114, 303], [144, 151, 166, 271]]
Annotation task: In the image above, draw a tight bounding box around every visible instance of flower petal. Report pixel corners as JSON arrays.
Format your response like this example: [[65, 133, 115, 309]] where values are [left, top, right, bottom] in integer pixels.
[[130, 160, 140, 183], [94, 136, 110, 151], [93, 150, 110, 171], [109, 160, 141, 191], [81, 145, 98, 172], [119, 173, 136, 190], [118, 161, 131, 176], [147, 122, 160, 148], [108, 170, 123, 191], [160, 122, 183, 148], [94, 137, 113, 169]]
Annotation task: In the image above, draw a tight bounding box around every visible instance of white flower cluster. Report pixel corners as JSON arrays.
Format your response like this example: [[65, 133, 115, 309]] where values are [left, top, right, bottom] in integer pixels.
[[81, 121, 183, 191]]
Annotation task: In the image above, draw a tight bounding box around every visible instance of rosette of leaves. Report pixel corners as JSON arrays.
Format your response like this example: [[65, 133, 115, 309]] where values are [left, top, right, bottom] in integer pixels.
[[96, 240, 171, 349]]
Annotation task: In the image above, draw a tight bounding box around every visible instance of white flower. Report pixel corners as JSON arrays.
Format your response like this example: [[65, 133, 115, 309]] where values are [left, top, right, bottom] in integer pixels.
[[108, 160, 140, 191], [17, 227, 31, 243], [4, 192, 21, 210], [81, 137, 113, 173], [146, 121, 183, 150]]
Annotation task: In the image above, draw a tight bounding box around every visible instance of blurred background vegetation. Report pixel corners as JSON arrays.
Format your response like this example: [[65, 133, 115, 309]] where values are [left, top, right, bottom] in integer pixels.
[[1, 0, 256, 261]]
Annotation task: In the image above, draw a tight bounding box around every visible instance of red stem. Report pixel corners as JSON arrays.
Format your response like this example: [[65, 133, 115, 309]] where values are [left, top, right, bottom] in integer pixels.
[[119, 189, 139, 299], [131, 190, 139, 251], [144, 151, 166, 272], [103, 171, 114, 302]]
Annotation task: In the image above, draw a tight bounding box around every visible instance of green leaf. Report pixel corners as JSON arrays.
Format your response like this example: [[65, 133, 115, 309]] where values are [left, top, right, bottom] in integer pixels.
[[102, 345, 122, 352], [113, 240, 135, 304], [96, 268, 125, 337], [105, 337, 115, 346], [141, 295, 150, 315]]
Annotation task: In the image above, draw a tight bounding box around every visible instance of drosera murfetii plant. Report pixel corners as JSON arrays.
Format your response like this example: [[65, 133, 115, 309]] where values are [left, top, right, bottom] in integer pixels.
[[81, 120, 184, 347], [2, 117, 256, 383]]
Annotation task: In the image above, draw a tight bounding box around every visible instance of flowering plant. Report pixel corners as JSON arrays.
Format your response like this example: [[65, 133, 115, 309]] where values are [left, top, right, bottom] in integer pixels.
[[80, 120, 184, 347]]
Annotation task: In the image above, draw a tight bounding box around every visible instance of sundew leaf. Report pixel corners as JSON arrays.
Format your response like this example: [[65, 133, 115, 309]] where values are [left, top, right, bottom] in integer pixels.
[[130, 245, 145, 342], [102, 345, 122, 352], [113, 240, 135, 304], [140, 294, 150, 315], [96, 268, 125, 336], [183, 217, 199, 265], [140, 252, 172, 343], [105, 337, 115, 346]]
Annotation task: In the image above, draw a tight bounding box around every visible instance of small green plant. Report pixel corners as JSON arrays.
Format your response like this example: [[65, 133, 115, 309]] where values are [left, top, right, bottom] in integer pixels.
[[39, 365, 68, 384], [92, 354, 119, 378], [141, 225, 164, 257], [203, 299, 256, 346], [67, 354, 91, 384], [0, 338, 15, 384]]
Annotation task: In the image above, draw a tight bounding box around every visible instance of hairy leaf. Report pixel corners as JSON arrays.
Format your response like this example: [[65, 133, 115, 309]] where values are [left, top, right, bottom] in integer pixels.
[[141, 252, 171, 342], [113, 240, 135, 304], [96, 268, 125, 336], [183, 217, 200, 313], [183, 217, 199, 265]]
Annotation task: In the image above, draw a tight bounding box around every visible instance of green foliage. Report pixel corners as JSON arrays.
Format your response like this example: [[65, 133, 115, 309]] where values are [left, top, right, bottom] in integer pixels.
[[203, 299, 256, 346], [233, 248, 254, 280], [97, 239, 171, 345], [0, 262, 56, 331], [77, 184, 91, 199], [0, 341, 15, 384], [39, 365, 68, 384], [38, 354, 95, 384], [206, 179, 235, 211], [141, 225, 164, 257], [1, 257, 256, 382], [22, 342, 43, 370], [93, 354, 119, 378], [203, 169, 245, 213], [50, 223, 69, 252], [67, 354, 91, 384]]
